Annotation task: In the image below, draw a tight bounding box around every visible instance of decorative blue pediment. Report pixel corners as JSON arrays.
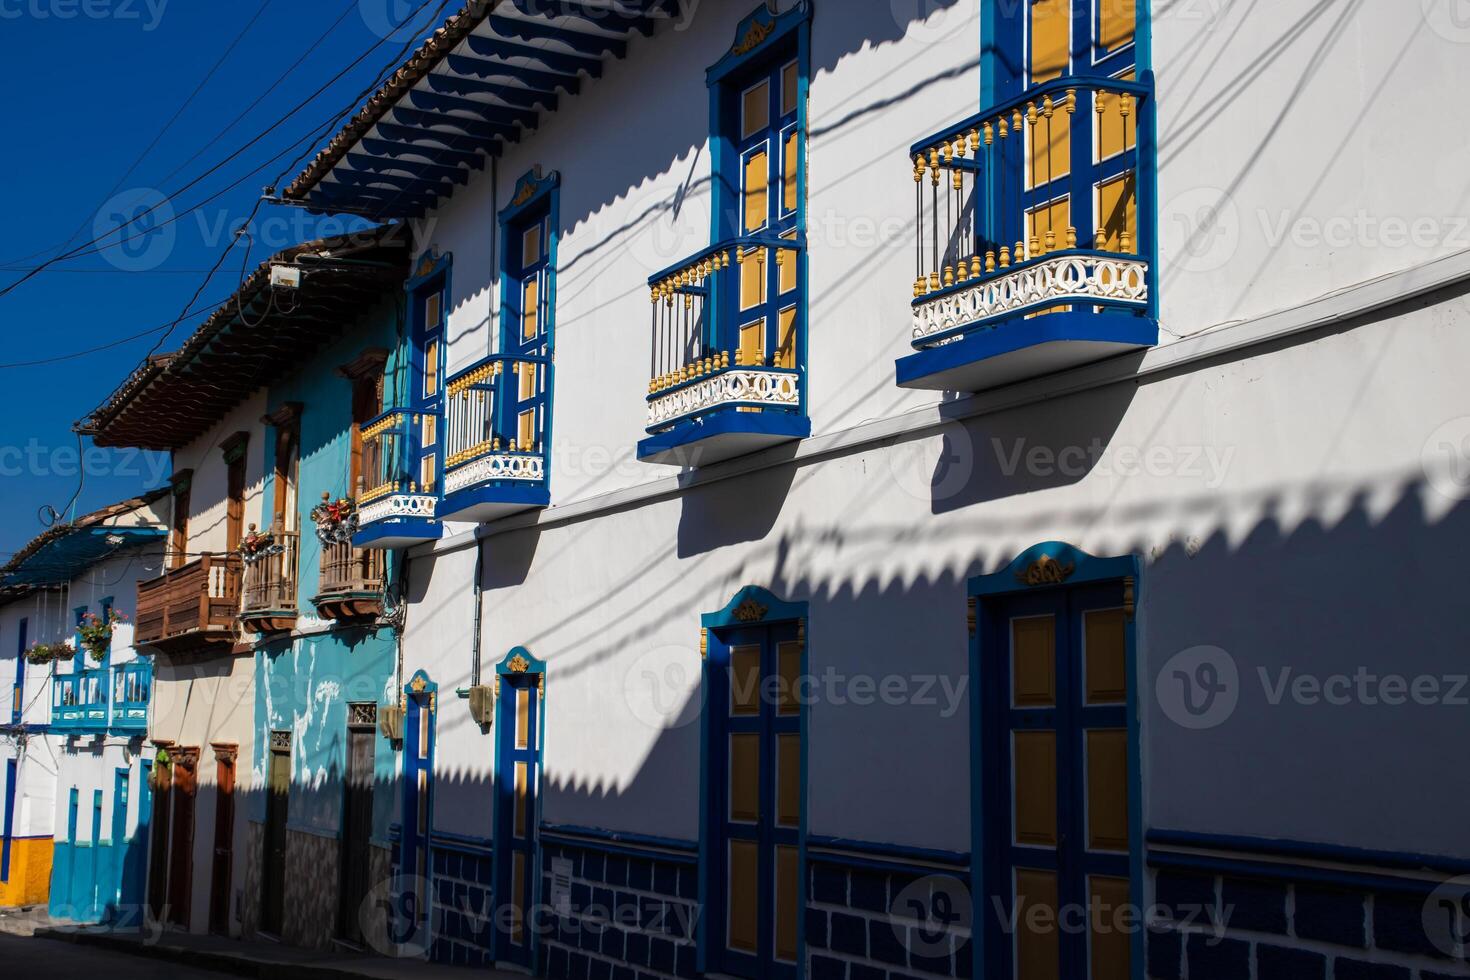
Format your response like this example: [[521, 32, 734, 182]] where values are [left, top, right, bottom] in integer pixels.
[[701, 585, 807, 629], [500, 167, 561, 224], [707, 1, 813, 85], [406, 248, 451, 292], [969, 541, 1140, 597], [495, 645, 546, 677], [404, 668, 438, 696]]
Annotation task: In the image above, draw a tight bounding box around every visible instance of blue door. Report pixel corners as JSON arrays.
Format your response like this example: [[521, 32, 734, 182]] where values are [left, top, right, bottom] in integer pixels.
[[125, 761, 151, 923], [50, 788, 79, 917], [1, 759, 15, 882], [108, 769, 129, 921], [980, 581, 1135, 979], [492, 669, 542, 968], [398, 676, 436, 956], [86, 789, 103, 921], [707, 622, 802, 980]]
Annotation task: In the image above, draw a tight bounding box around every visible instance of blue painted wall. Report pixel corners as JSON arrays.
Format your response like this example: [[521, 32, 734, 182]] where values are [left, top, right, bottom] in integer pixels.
[[252, 296, 404, 844]]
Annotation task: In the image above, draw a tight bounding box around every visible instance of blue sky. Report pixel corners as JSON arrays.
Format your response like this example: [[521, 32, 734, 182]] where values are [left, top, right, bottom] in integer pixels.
[[0, 0, 440, 560]]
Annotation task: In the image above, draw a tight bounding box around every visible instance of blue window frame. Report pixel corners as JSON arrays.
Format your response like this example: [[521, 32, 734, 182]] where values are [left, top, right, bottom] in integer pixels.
[[97, 596, 114, 669], [491, 648, 545, 969], [970, 544, 1142, 980], [1, 759, 16, 882], [72, 605, 87, 672], [410, 266, 447, 495], [398, 671, 437, 954], [497, 172, 558, 457], [11, 616, 26, 724]]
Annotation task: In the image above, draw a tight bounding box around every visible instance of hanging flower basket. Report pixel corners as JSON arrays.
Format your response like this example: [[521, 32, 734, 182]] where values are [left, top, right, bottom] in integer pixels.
[[238, 525, 279, 564], [79, 610, 125, 662], [24, 642, 66, 666], [310, 493, 360, 545]]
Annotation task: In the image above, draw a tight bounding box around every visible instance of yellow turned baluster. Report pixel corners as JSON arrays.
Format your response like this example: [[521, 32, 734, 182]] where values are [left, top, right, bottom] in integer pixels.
[[719, 351, 729, 370], [969, 127, 980, 155], [1045, 229, 1056, 252], [1067, 226, 1077, 249], [733, 347, 744, 367], [1066, 88, 1076, 115], [986, 250, 996, 273], [971, 253, 982, 279], [999, 245, 1010, 268], [1017, 239, 1026, 263]]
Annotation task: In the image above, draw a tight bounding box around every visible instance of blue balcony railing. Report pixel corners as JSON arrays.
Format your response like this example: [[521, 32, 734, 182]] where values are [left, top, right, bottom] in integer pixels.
[[355, 407, 442, 549], [439, 354, 551, 523], [51, 669, 109, 733], [52, 674, 83, 728], [896, 75, 1158, 392], [639, 234, 810, 466], [111, 660, 152, 732]]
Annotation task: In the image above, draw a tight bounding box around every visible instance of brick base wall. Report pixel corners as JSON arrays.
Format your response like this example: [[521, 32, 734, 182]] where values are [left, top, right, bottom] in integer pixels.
[[1149, 864, 1470, 979], [281, 828, 341, 949]]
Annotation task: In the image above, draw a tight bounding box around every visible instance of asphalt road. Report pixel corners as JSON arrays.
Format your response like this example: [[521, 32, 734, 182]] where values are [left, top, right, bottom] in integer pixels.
[[0, 931, 235, 978]]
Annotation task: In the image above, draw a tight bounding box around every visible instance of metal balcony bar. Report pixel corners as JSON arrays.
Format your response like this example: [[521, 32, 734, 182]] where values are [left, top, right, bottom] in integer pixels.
[[442, 353, 549, 491], [644, 233, 805, 434], [908, 75, 1152, 341]]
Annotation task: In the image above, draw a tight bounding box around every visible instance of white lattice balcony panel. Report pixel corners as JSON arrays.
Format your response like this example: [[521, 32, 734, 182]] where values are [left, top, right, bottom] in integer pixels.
[[912, 252, 1149, 347], [646, 368, 802, 432]]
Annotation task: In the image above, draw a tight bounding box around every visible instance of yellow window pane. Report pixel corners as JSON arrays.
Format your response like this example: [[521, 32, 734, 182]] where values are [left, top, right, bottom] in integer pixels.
[[775, 308, 797, 369], [1097, 78, 1138, 160], [1086, 729, 1129, 852], [515, 688, 529, 749], [781, 62, 798, 116], [739, 319, 766, 368], [518, 411, 536, 451], [730, 645, 760, 715], [421, 454, 436, 492], [728, 840, 758, 952], [1028, 106, 1071, 188], [1012, 615, 1056, 708], [783, 131, 799, 213], [1026, 197, 1072, 258], [777, 641, 801, 715], [730, 733, 759, 823], [1015, 869, 1061, 980], [1085, 609, 1127, 704], [742, 80, 769, 139], [514, 761, 528, 838], [424, 340, 439, 397], [1014, 730, 1057, 847], [776, 733, 800, 827], [421, 413, 437, 448], [1090, 876, 1133, 980], [418, 713, 429, 760], [1099, 0, 1135, 53], [522, 225, 541, 267], [1030, 0, 1069, 83], [522, 278, 539, 339], [739, 249, 766, 311], [518, 362, 537, 401], [744, 150, 769, 232], [775, 845, 799, 961], [426, 291, 442, 330], [779, 233, 798, 294], [1097, 172, 1137, 253], [511, 850, 526, 942]]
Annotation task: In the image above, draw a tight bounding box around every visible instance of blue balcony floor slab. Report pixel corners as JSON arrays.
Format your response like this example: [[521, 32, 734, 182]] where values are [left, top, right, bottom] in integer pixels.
[[638, 410, 810, 467]]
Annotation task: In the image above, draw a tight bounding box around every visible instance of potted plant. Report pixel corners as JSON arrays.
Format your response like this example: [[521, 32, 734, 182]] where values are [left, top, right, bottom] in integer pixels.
[[238, 524, 277, 563], [310, 492, 359, 544], [79, 610, 125, 663], [24, 642, 63, 666]]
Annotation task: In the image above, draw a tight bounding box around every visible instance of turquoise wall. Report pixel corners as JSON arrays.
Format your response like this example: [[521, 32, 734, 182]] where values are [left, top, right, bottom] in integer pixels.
[[252, 295, 403, 842]]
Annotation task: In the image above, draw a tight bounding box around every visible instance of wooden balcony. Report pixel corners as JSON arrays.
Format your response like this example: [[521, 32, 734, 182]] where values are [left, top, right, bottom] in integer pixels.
[[240, 526, 300, 635], [313, 538, 386, 621], [134, 554, 243, 654]]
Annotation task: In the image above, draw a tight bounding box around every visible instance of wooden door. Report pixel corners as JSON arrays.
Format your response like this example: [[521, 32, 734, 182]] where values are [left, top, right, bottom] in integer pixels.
[[261, 735, 290, 935], [166, 751, 197, 928], [493, 674, 542, 967], [209, 750, 236, 935], [337, 722, 375, 944], [146, 758, 172, 922]]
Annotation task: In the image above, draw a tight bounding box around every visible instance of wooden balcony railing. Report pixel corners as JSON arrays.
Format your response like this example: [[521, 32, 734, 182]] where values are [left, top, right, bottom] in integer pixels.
[[314, 537, 386, 620], [134, 553, 243, 653], [240, 524, 300, 634]]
